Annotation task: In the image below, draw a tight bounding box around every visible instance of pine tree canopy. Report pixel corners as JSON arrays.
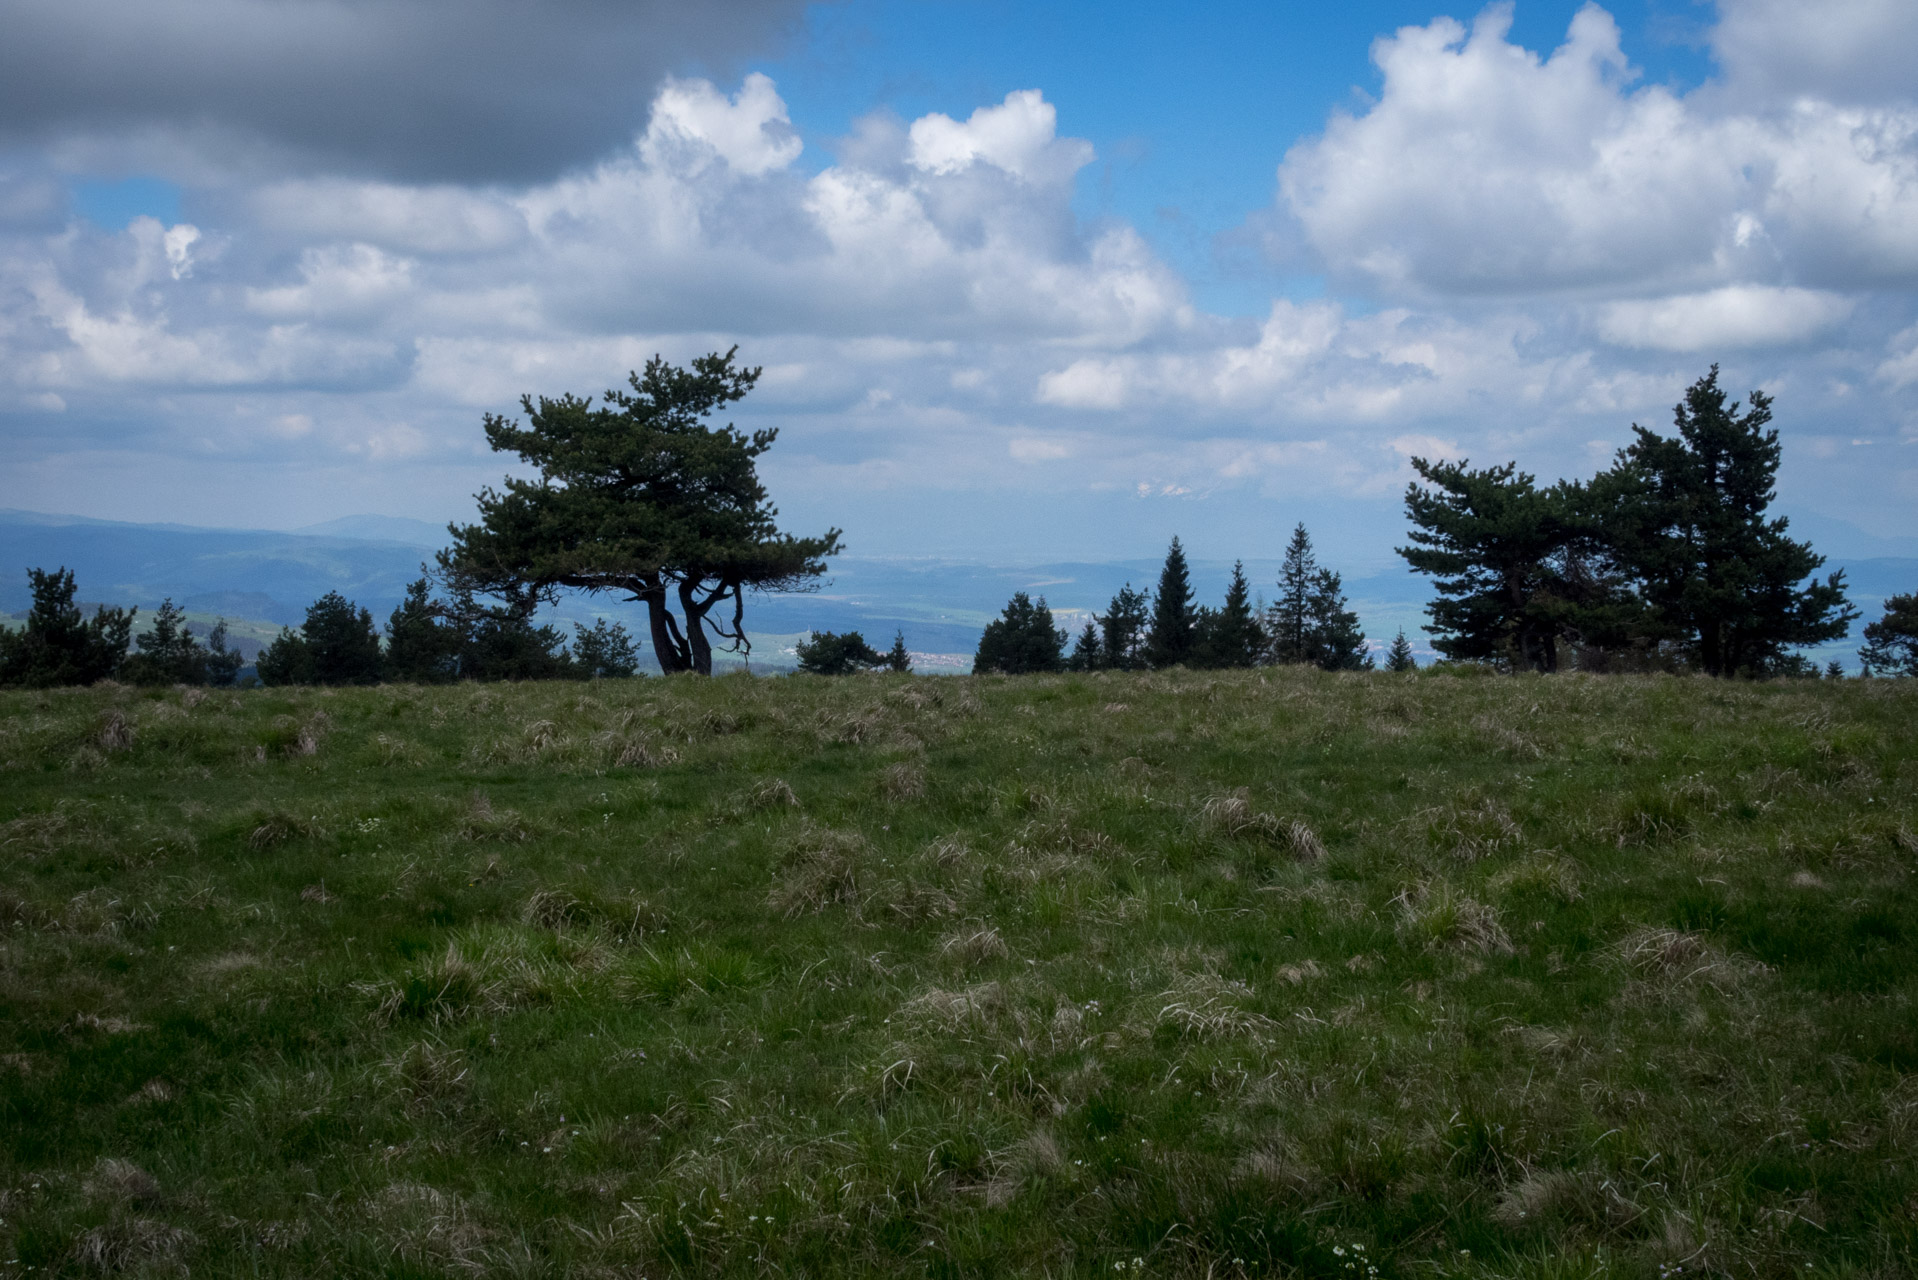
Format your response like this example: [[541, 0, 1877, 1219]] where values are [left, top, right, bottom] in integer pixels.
[[1594, 366, 1855, 677], [0, 567, 133, 688], [1398, 460, 1587, 672], [443, 348, 841, 676], [796, 630, 888, 676]]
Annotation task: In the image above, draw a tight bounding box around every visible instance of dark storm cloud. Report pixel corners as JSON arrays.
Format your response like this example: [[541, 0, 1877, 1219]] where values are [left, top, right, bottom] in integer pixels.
[[0, 0, 809, 183]]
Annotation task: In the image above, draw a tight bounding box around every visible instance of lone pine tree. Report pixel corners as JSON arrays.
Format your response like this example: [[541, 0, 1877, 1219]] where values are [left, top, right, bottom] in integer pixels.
[[444, 349, 840, 676]]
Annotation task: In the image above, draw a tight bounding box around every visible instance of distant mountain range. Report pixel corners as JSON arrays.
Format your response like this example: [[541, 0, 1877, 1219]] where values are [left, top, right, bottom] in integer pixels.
[[2, 508, 1911, 672]]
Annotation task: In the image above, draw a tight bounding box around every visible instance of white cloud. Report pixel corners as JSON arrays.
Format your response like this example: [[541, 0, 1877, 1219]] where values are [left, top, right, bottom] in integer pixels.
[[1277, 3, 1918, 297], [1595, 286, 1855, 351], [642, 73, 803, 177], [907, 90, 1093, 185], [1712, 0, 1918, 106]]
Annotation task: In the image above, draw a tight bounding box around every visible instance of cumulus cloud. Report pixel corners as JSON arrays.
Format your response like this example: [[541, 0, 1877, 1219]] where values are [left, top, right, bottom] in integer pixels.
[[0, 0, 807, 182], [908, 90, 1094, 185], [1594, 286, 1855, 351], [1278, 2, 1918, 297], [1712, 0, 1918, 107]]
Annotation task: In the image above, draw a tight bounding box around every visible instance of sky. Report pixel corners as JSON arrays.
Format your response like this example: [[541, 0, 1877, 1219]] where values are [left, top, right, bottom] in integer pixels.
[[1, 0, 1914, 572]]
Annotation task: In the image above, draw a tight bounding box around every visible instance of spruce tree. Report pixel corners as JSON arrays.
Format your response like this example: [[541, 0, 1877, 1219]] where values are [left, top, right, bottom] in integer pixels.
[[1144, 537, 1196, 668], [1859, 592, 1918, 677], [973, 593, 1065, 674], [1385, 630, 1417, 672], [1307, 567, 1370, 670], [1595, 367, 1854, 676], [1067, 620, 1103, 672], [1268, 524, 1318, 665], [1200, 560, 1264, 668], [886, 630, 912, 674], [1098, 584, 1150, 670]]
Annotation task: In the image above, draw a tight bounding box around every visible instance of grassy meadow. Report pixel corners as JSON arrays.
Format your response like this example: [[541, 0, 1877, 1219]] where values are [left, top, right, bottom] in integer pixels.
[[1, 669, 1914, 1278]]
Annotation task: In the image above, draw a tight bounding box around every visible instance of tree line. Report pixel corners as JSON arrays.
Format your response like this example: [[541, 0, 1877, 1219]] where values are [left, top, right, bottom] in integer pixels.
[[5, 359, 1915, 689], [970, 526, 1409, 675]]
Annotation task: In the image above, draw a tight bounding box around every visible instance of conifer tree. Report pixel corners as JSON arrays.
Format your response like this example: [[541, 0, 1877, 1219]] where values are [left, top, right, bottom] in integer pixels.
[[204, 621, 243, 687], [386, 578, 460, 683], [1144, 537, 1196, 668], [1307, 566, 1370, 670], [122, 598, 209, 686], [1066, 620, 1103, 672], [974, 592, 1065, 674], [1199, 560, 1264, 668], [1594, 366, 1854, 677], [1859, 592, 1918, 677], [261, 592, 383, 685], [1385, 630, 1417, 672], [795, 630, 887, 675], [1097, 584, 1150, 671], [1398, 462, 1587, 672], [1268, 524, 1319, 665], [0, 568, 133, 688], [572, 618, 640, 678], [886, 630, 912, 674]]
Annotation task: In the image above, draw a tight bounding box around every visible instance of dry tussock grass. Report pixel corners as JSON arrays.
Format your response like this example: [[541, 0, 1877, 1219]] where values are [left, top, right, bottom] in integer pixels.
[[95, 709, 135, 753], [1419, 795, 1523, 860], [1197, 790, 1325, 860], [381, 1041, 470, 1115], [897, 982, 1005, 1034], [1394, 881, 1515, 955], [937, 925, 1009, 967], [1489, 854, 1583, 903], [1616, 927, 1759, 991], [608, 733, 679, 769], [984, 1130, 1072, 1207], [1489, 1167, 1644, 1234], [878, 761, 926, 801], [924, 834, 971, 868], [247, 810, 315, 850], [745, 778, 798, 809], [769, 826, 869, 916], [457, 793, 532, 842], [1155, 973, 1274, 1041]]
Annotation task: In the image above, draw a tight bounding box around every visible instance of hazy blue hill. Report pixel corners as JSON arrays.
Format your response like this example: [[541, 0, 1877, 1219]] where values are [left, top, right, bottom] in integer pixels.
[[293, 514, 450, 546], [0, 510, 433, 623]]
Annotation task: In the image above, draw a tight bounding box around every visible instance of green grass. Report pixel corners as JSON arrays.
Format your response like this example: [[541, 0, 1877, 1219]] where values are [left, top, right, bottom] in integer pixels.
[[0, 669, 1914, 1278]]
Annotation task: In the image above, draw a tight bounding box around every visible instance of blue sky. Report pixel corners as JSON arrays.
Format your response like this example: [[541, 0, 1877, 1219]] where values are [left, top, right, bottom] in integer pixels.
[[1, 0, 1913, 572]]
